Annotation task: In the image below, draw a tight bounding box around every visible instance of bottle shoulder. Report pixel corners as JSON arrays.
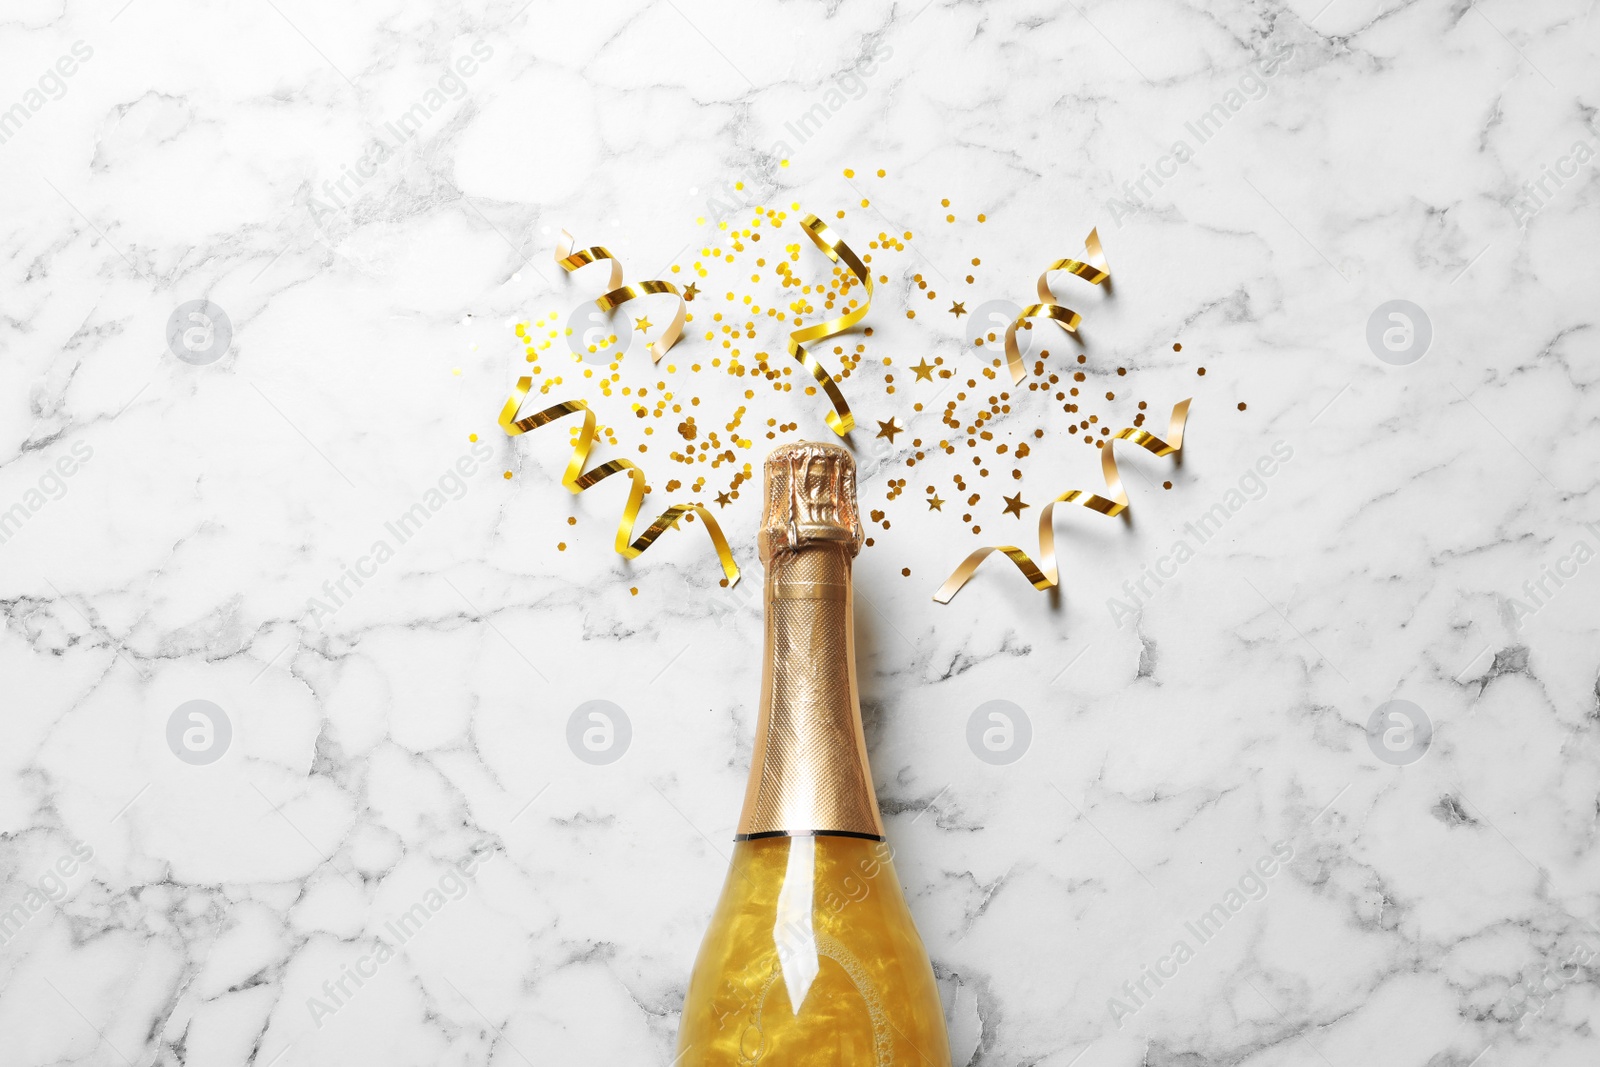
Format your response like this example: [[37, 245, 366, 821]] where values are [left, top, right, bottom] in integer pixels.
[[677, 836, 950, 1066]]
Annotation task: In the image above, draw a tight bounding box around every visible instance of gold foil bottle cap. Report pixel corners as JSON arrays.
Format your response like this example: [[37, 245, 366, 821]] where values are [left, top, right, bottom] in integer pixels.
[[758, 441, 864, 562]]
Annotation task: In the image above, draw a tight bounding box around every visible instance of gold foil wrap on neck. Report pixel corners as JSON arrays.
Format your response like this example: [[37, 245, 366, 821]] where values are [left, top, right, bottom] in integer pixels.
[[738, 442, 882, 841], [736, 544, 884, 841], [758, 441, 864, 563]]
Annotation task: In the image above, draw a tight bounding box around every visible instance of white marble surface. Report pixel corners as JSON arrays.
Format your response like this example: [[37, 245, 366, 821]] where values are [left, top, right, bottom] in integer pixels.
[[3, 1, 1599, 1064]]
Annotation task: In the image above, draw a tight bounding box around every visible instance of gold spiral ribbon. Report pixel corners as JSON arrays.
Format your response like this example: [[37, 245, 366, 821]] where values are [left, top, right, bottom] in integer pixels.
[[498, 378, 741, 585], [1002, 228, 1109, 386], [933, 398, 1191, 603], [557, 230, 686, 363], [788, 213, 873, 436]]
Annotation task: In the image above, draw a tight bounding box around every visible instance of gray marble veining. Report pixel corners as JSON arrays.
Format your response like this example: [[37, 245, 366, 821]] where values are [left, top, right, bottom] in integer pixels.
[[2, 1, 1598, 1065]]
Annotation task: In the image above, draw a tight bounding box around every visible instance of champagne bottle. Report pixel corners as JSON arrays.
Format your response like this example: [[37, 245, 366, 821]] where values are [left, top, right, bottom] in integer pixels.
[[676, 442, 951, 1066]]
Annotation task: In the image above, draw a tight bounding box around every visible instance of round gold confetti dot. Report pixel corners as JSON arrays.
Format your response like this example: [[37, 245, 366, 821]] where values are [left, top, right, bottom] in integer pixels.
[[468, 433, 478, 442], [843, 168, 855, 178], [1197, 367, 1206, 375], [877, 169, 886, 177], [1238, 402, 1248, 410], [630, 587, 639, 596], [1173, 342, 1182, 351], [900, 567, 910, 577], [567, 516, 577, 525], [502, 471, 512, 479], [557, 541, 567, 550], [977, 213, 986, 222], [1163, 481, 1173, 490]]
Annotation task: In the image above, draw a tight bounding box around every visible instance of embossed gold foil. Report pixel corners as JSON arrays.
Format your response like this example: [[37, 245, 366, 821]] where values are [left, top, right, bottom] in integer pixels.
[[737, 442, 884, 841], [934, 398, 1192, 603]]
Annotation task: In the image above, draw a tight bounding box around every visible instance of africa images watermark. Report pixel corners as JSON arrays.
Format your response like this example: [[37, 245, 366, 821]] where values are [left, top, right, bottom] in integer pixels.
[[0, 440, 94, 546], [0, 840, 95, 946], [0, 40, 95, 148], [1498, 934, 1597, 1034], [307, 40, 495, 228], [1505, 520, 1600, 629], [1105, 41, 1295, 228], [305, 843, 494, 1028], [1108, 840, 1295, 1028], [1510, 133, 1596, 228], [1108, 440, 1294, 627], [305, 438, 495, 625], [702, 41, 894, 224]]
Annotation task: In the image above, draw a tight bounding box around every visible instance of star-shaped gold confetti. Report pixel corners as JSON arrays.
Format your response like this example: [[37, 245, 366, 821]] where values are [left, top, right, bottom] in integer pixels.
[[715, 491, 732, 507], [634, 315, 652, 331], [876, 418, 902, 443], [683, 282, 700, 301], [1002, 492, 1029, 518], [927, 494, 944, 511], [949, 301, 967, 318], [911, 358, 935, 382]]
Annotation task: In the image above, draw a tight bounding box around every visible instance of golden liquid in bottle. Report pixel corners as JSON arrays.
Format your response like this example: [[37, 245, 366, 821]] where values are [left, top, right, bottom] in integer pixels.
[[677, 837, 949, 1065], [676, 443, 950, 1066]]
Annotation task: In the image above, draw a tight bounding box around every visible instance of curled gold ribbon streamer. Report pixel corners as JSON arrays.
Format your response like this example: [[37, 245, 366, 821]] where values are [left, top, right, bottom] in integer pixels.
[[1002, 228, 1109, 386], [933, 398, 1191, 604], [557, 230, 686, 364], [498, 377, 741, 585], [788, 214, 873, 436]]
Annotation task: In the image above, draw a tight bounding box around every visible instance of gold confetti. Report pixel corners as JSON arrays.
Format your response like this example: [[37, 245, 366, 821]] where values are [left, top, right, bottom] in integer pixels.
[[933, 399, 1192, 603], [498, 382, 740, 585]]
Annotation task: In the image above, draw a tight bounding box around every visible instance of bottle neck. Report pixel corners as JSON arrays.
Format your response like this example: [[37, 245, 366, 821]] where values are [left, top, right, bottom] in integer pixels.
[[735, 542, 884, 841]]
